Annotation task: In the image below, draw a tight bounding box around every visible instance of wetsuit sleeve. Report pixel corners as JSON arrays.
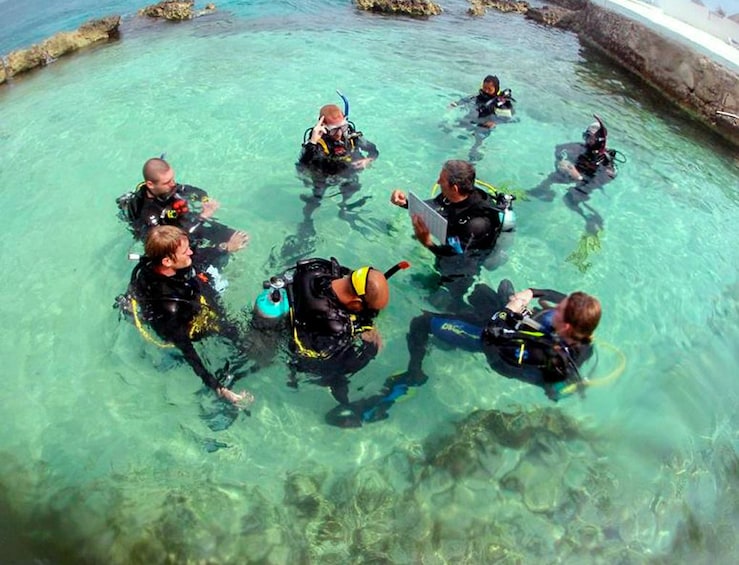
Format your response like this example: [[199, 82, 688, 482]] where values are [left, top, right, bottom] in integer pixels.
[[531, 288, 567, 303], [151, 301, 221, 391], [174, 336, 222, 391], [298, 141, 322, 167]]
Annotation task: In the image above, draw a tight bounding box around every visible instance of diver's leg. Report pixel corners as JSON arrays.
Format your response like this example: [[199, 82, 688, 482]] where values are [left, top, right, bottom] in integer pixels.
[[564, 189, 602, 234], [528, 172, 560, 201], [406, 312, 434, 383]]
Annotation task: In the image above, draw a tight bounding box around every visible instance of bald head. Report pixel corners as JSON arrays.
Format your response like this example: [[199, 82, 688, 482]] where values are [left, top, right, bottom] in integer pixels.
[[319, 104, 345, 125], [142, 158, 171, 183], [364, 269, 390, 311]]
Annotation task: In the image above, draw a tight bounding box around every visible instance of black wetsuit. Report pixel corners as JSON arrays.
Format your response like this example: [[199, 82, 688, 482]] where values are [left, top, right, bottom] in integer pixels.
[[555, 142, 617, 189], [326, 284, 592, 427], [297, 126, 379, 182], [528, 142, 618, 234], [287, 257, 379, 404], [473, 89, 514, 120], [410, 188, 503, 306], [130, 259, 238, 392], [121, 183, 236, 268]]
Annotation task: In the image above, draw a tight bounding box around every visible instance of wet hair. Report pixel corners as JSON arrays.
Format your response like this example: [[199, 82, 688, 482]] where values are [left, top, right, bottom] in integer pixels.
[[319, 104, 345, 123], [142, 158, 171, 183], [564, 292, 601, 342], [364, 269, 390, 311], [145, 225, 187, 264], [483, 75, 500, 92], [442, 160, 476, 195]]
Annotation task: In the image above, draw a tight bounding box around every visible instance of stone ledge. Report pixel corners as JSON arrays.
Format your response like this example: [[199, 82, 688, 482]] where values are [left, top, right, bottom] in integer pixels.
[[1, 16, 120, 82]]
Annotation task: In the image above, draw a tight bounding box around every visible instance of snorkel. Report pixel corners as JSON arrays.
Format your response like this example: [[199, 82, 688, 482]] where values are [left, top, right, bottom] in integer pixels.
[[383, 261, 410, 279], [336, 89, 350, 118], [584, 114, 608, 153]]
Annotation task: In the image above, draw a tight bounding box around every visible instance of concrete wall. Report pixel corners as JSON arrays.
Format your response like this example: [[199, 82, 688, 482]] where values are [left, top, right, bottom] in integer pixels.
[[574, 1, 739, 146]]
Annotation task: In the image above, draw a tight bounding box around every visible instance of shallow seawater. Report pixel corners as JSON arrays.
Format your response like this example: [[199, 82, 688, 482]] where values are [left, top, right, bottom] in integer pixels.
[[0, 0, 737, 562]]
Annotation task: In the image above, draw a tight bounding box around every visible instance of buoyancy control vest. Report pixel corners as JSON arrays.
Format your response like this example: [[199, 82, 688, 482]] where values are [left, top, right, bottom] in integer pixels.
[[288, 257, 371, 359]]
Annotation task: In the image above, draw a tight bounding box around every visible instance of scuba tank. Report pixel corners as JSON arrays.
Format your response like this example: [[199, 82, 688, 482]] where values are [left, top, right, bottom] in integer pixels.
[[252, 274, 291, 329], [498, 193, 517, 232]]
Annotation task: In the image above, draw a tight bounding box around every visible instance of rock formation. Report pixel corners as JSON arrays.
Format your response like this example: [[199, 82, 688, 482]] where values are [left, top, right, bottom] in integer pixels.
[[138, 1, 216, 21], [0, 16, 120, 83], [468, 0, 529, 17], [355, 0, 442, 18]]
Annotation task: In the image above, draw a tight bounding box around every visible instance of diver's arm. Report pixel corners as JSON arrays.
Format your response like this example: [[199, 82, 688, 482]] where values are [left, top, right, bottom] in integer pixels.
[[170, 332, 247, 403], [153, 303, 218, 389], [530, 288, 567, 305], [298, 141, 322, 166], [355, 136, 379, 160], [555, 143, 584, 181], [449, 94, 474, 108]]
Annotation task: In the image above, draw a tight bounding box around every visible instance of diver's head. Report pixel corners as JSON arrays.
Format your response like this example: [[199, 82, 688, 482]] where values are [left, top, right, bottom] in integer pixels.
[[351, 267, 390, 311], [332, 266, 390, 313], [145, 225, 193, 272], [583, 115, 607, 151], [552, 291, 601, 343], [439, 160, 476, 202], [319, 104, 349, 141], [143, 157, 177, 199], [481, 75, 500, 96]]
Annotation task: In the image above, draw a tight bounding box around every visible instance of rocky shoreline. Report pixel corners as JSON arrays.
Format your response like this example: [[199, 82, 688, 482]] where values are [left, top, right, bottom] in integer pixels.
[[1, 0, 737, 147]]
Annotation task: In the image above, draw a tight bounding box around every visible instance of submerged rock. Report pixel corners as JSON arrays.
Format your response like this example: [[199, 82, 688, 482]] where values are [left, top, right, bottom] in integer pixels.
[[355, 0, 442, 18], [1, 16, 120, 80], [139, 1, 216, 21]]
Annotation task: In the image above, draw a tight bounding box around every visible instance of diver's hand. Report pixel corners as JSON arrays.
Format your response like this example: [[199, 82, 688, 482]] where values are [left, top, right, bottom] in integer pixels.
[[217, 386, 254, 406], [223, 230, 249, 252], [411, 214, 433, 248], [558, 160, 583, 182], [506, 288, 534, 313], [360, 328, 383, 351], [200, 198, 220, 219], [309, 115, 327, 144], [351, 157, 374, 170], [390, 190, 408, 208], [482, 120, 496, 129]]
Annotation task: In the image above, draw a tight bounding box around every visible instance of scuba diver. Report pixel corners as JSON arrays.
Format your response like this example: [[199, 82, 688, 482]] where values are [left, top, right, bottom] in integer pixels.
[[326, 280, 601, 427], [115, 226, 251, 405], [292, 96, 380, 252], [251, 257, 408, 409], [390, 159, 514, 311], [448, 75, 516, 162], [528, 114, 622, 234], [116, 157, 249, 270]]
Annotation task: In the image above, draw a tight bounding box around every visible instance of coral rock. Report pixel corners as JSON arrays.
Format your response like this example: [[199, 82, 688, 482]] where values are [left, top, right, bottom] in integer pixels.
[[468, 0, 529, 17], [139, 1, 197, 21], [355, 0, 443, 18]]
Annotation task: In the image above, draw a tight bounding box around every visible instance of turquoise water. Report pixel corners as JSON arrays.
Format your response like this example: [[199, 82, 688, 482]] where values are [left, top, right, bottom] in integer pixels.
[[1, 1, 738, 562]]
